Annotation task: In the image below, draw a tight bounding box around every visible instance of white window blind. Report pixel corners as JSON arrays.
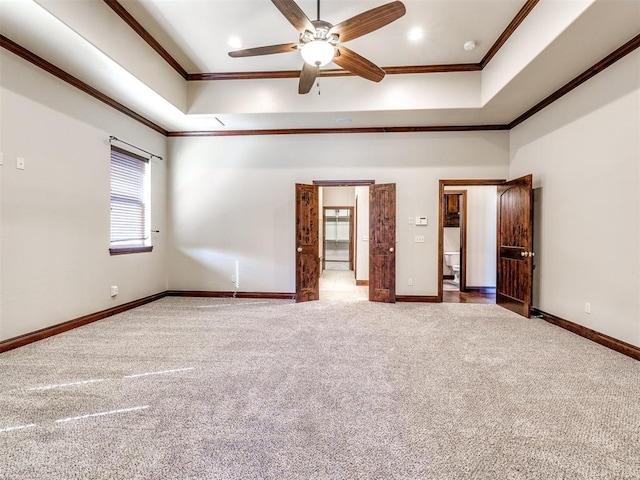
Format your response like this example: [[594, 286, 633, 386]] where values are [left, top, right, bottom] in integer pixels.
[[110, 146, 149, 245]]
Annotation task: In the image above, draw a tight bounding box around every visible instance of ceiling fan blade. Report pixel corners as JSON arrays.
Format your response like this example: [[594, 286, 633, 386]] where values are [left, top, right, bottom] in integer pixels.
[[299, 62, 318, 94], [329, 1, 406, 43], [272, 0, 315, 34], [334, 47, 385, 82], [228, 43, 299, 58]]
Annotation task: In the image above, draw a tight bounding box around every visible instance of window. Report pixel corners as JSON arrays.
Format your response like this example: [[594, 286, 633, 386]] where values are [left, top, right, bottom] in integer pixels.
[[109, 146, 152, 255]]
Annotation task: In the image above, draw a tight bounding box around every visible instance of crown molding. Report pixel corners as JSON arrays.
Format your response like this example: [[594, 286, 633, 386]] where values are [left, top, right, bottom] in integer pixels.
[[509, 32, 640, 129], [0, 34, 168, 136], [102, 0, 188, 79], [480, 0, 539, 68], [167, 125, 510, 137], [108, 0, 538, 81], [2, 30, 638, 137]]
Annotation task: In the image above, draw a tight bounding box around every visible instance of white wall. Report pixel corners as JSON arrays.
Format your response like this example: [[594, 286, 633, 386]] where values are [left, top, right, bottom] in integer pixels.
[[168, 132, 509, 296], [0, 50, 168, 341], [322, 187, 355, 207], [510, 49, 640, 347], [465, 186, 497, 287], [443, 228, 461, 254], [355, 186, 369, 282]]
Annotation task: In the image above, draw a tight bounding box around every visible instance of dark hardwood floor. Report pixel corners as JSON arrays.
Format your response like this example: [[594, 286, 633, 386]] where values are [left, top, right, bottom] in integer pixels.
[[443, 287, 496, 304]]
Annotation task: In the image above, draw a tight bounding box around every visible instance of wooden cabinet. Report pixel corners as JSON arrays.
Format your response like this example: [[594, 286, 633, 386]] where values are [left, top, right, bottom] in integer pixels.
[[444, 194, 460, 227]]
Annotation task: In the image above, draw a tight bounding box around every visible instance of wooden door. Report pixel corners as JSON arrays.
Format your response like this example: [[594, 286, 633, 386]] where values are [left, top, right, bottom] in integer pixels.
[[369, 183, 396, 303], [295, 184, 320, 303], [497, 175, 534, 317]]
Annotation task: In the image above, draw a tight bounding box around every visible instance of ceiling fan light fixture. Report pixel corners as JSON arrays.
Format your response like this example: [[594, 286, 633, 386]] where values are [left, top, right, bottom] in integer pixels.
[[301, 40, 335, 67]]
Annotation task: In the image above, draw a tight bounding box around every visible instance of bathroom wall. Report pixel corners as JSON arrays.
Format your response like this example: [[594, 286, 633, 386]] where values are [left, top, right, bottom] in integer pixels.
[[443, 228, 461, 277], [443, 227, 461, 252]]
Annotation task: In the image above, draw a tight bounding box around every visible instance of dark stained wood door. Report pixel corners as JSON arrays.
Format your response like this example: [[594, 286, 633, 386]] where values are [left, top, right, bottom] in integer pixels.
[[295, 184, 320, 303], [369, 183, 396, 303], [497, 175, 534, 317]]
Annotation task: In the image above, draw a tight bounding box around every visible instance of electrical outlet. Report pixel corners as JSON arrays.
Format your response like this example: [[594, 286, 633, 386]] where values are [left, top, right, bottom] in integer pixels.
[[17, 157, 25, 170], [584, 302, 591, 314], [110, 285, 119, 297], [408, 278, 413, 286]]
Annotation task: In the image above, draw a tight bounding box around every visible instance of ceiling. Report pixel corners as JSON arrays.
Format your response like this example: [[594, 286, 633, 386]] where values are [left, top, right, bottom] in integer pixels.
[[0, 0, 638, 133]]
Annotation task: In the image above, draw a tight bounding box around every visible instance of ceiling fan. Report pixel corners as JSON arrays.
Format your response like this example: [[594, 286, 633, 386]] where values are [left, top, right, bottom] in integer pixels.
[[228, 0, 406, 94]]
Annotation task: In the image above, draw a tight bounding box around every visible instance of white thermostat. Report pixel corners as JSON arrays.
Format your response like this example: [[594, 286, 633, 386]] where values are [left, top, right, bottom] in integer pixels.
[[415, 216, 428, 226]]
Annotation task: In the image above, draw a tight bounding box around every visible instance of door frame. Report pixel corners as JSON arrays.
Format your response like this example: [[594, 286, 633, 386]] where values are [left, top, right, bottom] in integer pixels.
[[442, 190, 468, 292], [437, 179, 506, 303]]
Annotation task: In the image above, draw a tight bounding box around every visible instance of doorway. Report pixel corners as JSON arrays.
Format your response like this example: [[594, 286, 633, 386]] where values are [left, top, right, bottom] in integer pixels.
[[319, 187, 366, 301], [438, 180, 504, 304], [442, 190, 467, 293], [295, 180, 396, 303], [323, 206, 354, 271]]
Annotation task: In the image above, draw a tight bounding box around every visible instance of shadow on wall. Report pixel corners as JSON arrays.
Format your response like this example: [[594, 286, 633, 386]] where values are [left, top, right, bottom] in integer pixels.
[[532, 186, 543, 308], [509, 52, 640, 148]]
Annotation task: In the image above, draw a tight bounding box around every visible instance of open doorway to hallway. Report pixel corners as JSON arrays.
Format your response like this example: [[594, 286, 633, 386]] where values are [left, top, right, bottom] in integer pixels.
[[319, 186, 368, 301]]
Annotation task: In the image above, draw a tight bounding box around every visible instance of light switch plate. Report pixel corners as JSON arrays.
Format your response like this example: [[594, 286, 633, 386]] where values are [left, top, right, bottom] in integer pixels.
[[415, 235, 425, 243], [0, 152, 4, 166], [17, 157, 25, 170]]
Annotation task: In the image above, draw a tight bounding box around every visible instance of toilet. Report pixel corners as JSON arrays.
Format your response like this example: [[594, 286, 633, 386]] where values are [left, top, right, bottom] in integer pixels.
[[444, 251, 461, 285]]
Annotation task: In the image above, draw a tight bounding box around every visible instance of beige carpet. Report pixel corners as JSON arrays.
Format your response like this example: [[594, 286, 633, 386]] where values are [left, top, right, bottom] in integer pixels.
[[0, 298, 638, 479]]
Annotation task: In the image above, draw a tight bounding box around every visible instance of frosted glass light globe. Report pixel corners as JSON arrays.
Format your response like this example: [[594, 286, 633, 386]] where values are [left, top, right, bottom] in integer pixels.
[[301, 40, 335, 67]]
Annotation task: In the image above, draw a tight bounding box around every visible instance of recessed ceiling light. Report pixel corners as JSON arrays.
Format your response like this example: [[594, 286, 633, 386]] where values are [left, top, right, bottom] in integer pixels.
[[228, 36, 242, 49], [463, 40, 477, 51], [408, 27, 424, 42]]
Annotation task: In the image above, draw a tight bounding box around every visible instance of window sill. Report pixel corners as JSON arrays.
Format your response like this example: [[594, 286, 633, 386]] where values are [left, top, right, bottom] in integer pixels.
[[109, 246, 153, 256]]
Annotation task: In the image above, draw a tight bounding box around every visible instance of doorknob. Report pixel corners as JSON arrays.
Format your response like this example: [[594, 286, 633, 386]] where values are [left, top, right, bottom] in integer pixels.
[[520, 251, 527, 257], [297, 247, 302, 253], [389, 247, 395, 253]]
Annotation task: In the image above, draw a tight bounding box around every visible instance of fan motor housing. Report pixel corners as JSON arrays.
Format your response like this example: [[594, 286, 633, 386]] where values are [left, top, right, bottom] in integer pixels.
[[301, 20, 338, 45]]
